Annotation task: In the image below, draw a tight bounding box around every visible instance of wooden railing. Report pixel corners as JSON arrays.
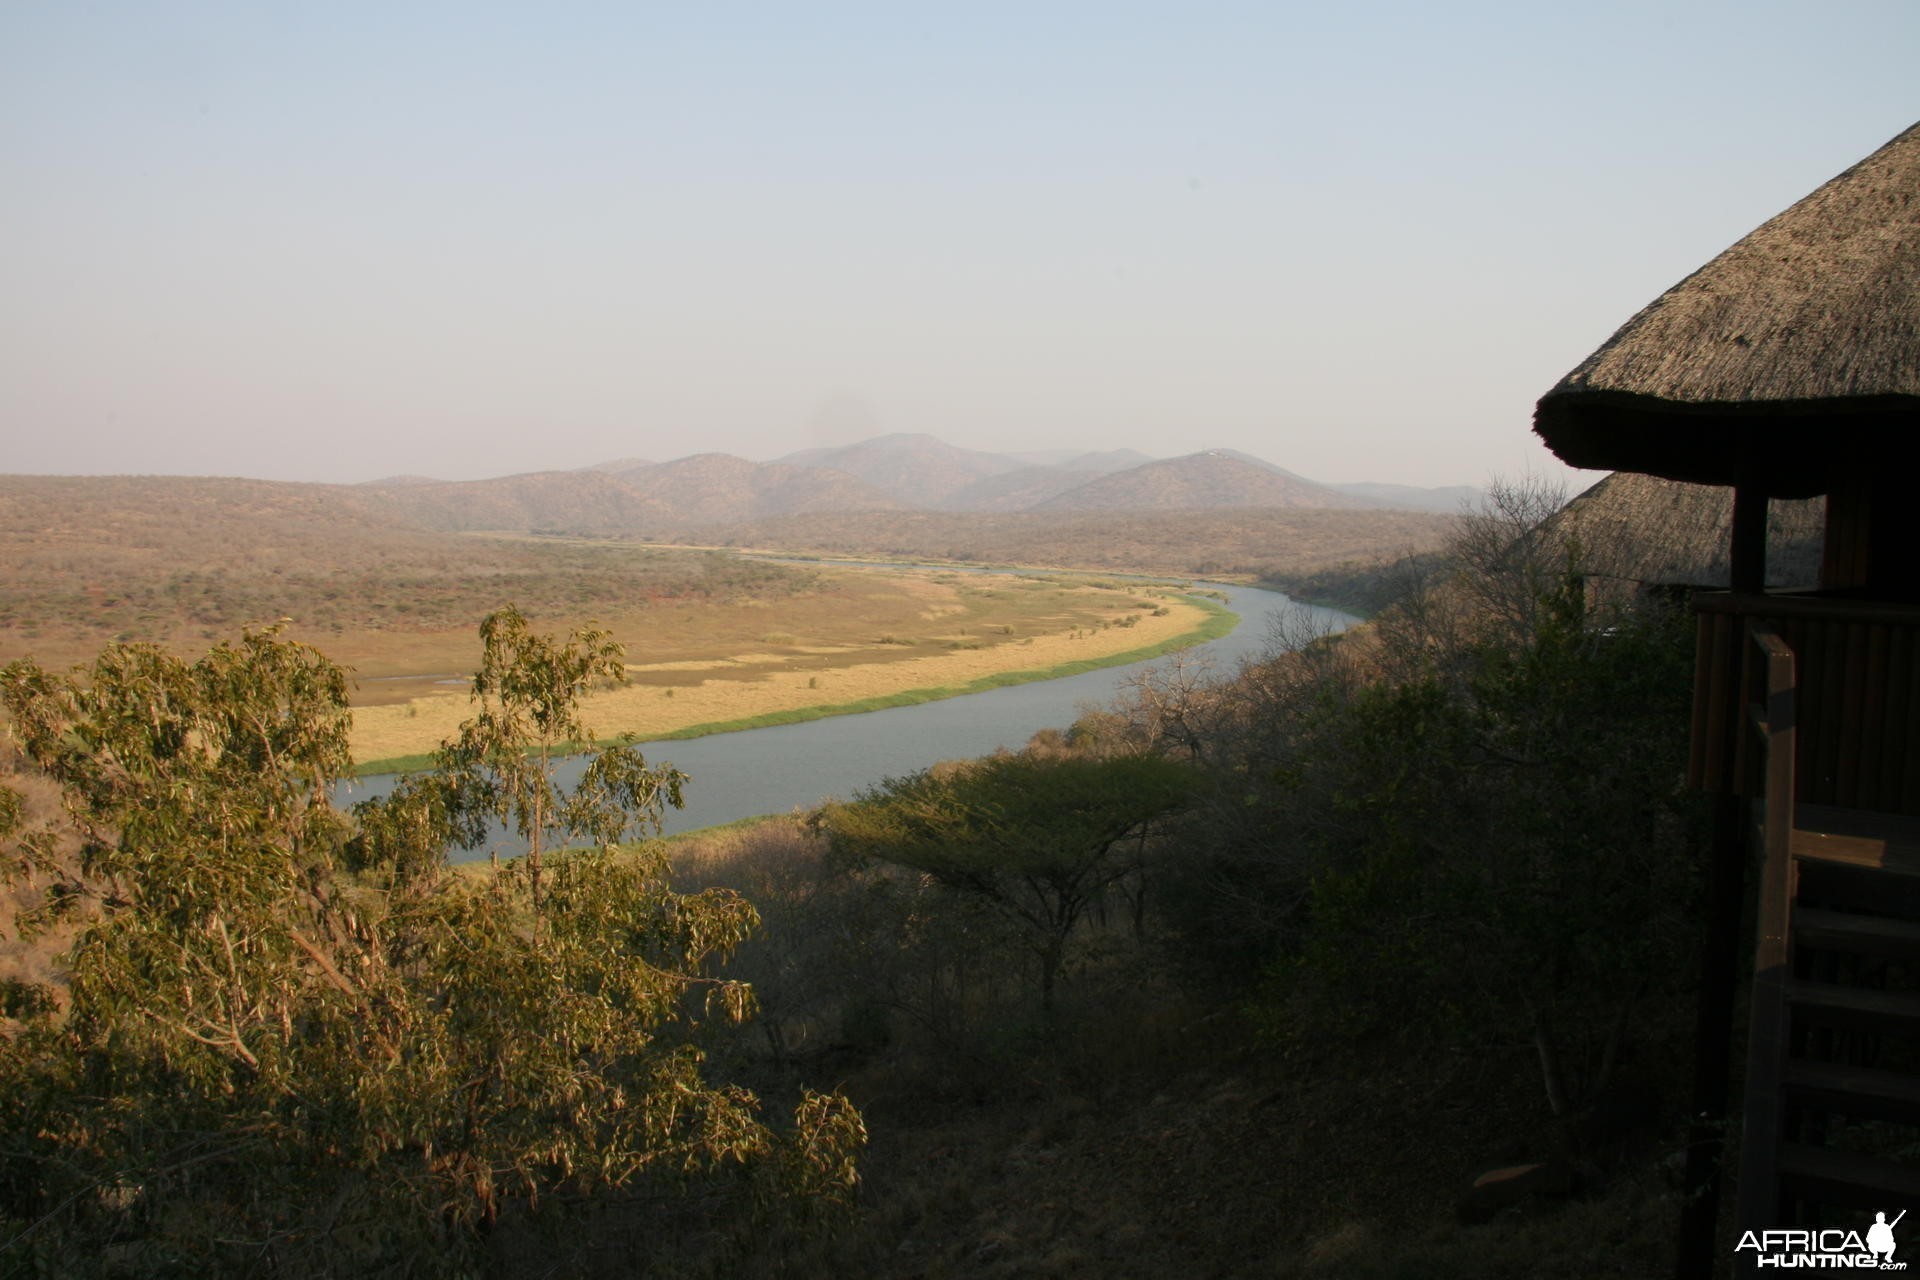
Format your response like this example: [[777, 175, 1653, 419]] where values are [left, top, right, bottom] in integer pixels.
[[1735, 624, 1796, 1255], [1690, 593, 1920, 816]]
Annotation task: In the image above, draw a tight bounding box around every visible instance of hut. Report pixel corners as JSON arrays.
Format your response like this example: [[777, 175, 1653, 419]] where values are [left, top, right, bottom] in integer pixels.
[[1533, 121, 1920, 1278], [1548, 470, 1825, 601]]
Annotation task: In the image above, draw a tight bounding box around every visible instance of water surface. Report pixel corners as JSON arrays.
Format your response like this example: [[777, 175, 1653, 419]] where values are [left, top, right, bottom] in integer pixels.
[[336, 580, 1351, 854]]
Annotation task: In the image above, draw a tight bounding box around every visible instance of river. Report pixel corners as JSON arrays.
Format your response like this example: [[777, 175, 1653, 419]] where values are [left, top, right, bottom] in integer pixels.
[[335, 580, 1353, 855]]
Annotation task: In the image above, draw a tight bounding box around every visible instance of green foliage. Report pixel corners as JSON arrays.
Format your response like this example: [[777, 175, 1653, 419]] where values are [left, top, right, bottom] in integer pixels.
[[1272, 570, 1704, 1108], [0, 617, 861, 1274], [1265, 551, 1443, 618], [818, 753, 1197, 1015], [431, 605, 686, 905]]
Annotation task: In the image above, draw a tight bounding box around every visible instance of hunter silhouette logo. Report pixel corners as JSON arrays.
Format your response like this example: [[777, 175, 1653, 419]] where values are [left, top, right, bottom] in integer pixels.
[[1736, 1210, 1908, 1269], [1872, 1213, 1906, 1267]]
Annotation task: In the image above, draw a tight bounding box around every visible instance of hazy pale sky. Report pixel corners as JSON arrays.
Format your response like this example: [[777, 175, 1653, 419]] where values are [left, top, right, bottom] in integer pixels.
[[3, 3, 1916, 488]]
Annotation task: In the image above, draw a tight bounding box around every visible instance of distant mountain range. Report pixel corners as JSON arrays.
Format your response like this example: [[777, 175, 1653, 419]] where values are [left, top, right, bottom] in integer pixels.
[[358, 433, 1478, 533], [1033, 449, 1361, 513]]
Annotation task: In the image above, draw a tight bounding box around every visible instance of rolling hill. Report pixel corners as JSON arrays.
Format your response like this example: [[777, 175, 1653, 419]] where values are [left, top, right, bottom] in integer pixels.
[[774, 433, 1031, 508], [1033, 450, 1377, 512], [616, 453, 904, 524], [363, 470, 671, 532], [1329, 481, 1482, 512], [369, 435, 1433, 529]]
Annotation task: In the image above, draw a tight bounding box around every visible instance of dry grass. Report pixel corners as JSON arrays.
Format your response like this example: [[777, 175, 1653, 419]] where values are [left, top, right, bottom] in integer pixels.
[[0, 476, 817, 673], [0, 478, 1228, 771], [349, 572, 1210, 764]]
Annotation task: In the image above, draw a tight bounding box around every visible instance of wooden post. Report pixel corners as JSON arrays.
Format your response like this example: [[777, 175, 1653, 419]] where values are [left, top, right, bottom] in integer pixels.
[[1733, 627, 1798, 1278], [1730, 482, 1767, 595], [1675, 486, 1774, 1277], [1676, 788, 1749, 1280]]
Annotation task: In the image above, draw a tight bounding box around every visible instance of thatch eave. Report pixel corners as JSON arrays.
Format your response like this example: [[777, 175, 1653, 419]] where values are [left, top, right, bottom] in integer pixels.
[[1533, 121, 1920, 495], [1534, 390, 1920, 497]]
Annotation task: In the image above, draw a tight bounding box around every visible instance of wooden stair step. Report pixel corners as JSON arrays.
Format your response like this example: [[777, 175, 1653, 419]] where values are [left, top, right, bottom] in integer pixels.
[[1785, 1059, 1920, 1124], [1777, 1143, 1920, 1208], [1793, 805, 1920, 875], [1784, 981, 1920, 1031], [1794, 906, 1920, 958], [1793, 862, 1920, 923]]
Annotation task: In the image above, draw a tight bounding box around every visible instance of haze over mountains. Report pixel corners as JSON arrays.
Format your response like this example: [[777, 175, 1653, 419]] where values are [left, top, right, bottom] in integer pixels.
[[360, 434, 1479, 534]]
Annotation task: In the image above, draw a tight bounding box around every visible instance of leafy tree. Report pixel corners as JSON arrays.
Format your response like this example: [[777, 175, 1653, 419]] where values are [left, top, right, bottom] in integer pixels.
[[431, 604, 684, 908], [1276, 567, 1702, 1113], [0, 618, 861, 1274], [817, 753, 1196, 1018], [1098, 480, 1705, 1115]]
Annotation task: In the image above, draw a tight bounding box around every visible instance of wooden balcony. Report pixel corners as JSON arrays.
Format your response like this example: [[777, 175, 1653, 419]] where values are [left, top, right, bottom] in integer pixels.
[[1696, 606, 1920, 1271], [1689, 592, 1920, 817]]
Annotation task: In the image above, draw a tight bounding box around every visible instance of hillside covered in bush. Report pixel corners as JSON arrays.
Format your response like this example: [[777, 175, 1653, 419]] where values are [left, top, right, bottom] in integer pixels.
[[1, 481, 1742, 1276]]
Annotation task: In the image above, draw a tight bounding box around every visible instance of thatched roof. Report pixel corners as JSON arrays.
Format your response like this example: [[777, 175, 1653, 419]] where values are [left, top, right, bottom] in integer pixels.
[[1534, 122, 1920, 497], [1549, 472, 1825, 595]]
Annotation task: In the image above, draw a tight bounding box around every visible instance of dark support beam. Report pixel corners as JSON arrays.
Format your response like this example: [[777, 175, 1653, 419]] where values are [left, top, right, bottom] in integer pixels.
[[1676, 790, 1751, 1279], [1821, 478, 1867, 590], [1730, 483, 1767, 594]]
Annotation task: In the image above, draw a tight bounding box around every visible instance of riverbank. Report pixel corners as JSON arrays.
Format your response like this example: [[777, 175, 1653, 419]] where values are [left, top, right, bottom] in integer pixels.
[[352, 590, 1231, 774]]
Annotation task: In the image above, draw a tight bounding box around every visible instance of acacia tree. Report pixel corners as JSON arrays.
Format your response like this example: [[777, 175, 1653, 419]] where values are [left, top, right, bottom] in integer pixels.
[[817, 752, 1196, 1019], [0, 617, 861, 1274]]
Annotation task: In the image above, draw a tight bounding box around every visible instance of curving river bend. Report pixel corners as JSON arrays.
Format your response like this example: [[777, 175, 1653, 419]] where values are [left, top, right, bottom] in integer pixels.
[[336, 580, 1354, 855]]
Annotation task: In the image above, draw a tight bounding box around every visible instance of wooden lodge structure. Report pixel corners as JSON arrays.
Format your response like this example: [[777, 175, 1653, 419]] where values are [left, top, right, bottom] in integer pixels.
[[1533, 121, 1920, 1278]]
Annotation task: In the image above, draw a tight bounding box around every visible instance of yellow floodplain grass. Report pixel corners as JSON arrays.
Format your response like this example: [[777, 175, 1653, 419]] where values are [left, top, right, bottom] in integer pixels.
[[349, 589, 1210, 766]]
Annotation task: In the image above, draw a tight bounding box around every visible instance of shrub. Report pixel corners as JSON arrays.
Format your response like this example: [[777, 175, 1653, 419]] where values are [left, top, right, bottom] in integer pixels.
[[0, 617, 863, 1271]]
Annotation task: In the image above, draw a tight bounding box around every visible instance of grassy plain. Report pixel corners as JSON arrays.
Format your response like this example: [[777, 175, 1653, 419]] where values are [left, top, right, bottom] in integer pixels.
[[0, 477, 816, 671], [12, 477, 1454, 774], [350, 567, 1220, 770]]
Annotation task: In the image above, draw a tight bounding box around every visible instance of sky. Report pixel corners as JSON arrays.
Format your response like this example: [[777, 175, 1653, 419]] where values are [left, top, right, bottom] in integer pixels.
[[3, 3, 1916, 490]]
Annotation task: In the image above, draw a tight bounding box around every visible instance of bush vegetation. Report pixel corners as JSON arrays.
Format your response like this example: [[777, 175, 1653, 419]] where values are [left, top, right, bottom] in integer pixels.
[[680, 506, 1452, 583], [2, 480, 1711, 1275], [648, 481, 1702, 1275], [1262, 549, 1447, 617], [0, 617, 861, 1275]]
